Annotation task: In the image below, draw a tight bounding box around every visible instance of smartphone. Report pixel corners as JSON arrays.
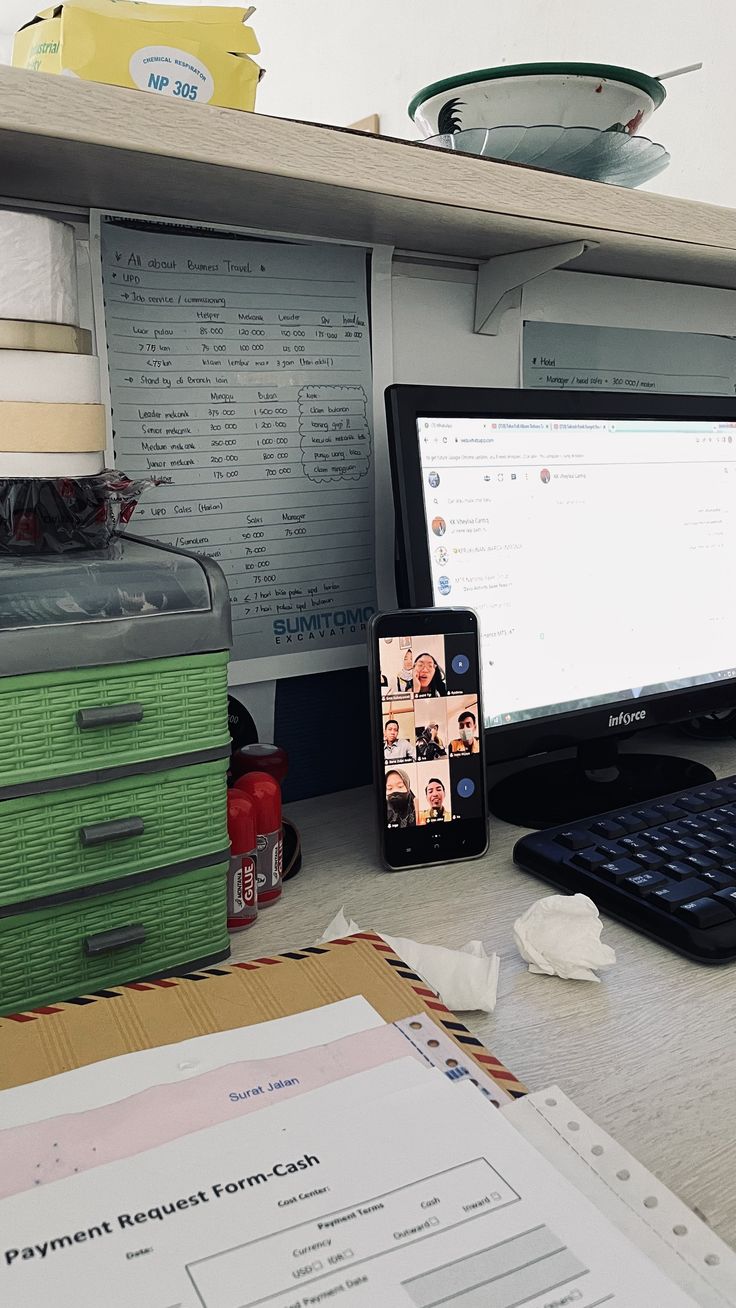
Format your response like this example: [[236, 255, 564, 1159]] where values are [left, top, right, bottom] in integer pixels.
[[368, 608, 489, 870]]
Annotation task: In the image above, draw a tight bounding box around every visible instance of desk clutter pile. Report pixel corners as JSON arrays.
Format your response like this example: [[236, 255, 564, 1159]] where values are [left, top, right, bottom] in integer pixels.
[[0, 209, 240, 1014], [1, 941, 734, 1307]]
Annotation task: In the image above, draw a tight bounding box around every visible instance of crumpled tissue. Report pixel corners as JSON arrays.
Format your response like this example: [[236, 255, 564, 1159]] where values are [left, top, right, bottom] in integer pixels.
[[513, 893, 616, 982], [320, 908, 499, 1013]]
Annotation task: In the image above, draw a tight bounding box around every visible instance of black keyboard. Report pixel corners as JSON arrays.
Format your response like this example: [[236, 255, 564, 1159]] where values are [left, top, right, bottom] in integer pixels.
[[513, 775, 736, 962]]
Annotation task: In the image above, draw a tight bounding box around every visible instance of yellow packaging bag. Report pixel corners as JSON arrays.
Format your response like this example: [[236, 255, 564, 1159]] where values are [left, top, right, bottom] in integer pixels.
[[13, 0, 262, 112]]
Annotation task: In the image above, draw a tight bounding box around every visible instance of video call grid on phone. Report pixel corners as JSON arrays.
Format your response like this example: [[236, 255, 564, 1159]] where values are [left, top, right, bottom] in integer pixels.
[[379, 634, 480, 827]]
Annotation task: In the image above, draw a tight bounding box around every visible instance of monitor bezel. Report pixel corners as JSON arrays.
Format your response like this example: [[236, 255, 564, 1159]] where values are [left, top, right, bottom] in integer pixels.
[[386, 384, 736, 764]]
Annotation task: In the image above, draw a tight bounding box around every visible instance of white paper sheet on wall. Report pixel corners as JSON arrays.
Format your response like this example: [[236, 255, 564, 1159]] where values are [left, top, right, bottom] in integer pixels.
[[92, 212, 380, 683], [523, 320, 736, 394]]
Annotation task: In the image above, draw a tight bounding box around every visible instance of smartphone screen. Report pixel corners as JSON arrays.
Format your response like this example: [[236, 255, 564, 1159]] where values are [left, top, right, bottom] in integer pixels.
[[371, 609, 488, 868]]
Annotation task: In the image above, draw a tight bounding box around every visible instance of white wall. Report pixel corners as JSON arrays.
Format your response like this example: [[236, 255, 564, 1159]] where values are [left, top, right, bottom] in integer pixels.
[[2, 0, 733, 206]]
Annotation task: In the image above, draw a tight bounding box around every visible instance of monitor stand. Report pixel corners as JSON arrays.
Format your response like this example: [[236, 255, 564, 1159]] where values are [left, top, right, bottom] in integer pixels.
[[488, 736, 715, 830]]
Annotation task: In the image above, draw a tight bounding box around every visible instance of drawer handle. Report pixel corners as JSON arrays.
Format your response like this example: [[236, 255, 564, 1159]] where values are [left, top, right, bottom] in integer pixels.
[[84, 924, 146, 957], [76, 703, 144, 730], [79, 816, 145, 847]]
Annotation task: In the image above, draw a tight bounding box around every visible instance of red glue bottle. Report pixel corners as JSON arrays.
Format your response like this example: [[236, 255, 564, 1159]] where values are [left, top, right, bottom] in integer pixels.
[[234, 771, 283, 906], [226, 791, 258, 930]]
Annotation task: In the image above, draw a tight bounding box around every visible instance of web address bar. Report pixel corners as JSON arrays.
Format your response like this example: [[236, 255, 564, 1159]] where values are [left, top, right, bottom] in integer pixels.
[[608, 425, 723, 434]]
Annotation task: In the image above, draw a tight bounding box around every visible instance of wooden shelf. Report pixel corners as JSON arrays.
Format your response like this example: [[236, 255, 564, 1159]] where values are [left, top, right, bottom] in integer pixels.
[[2, 66, 736, 286]]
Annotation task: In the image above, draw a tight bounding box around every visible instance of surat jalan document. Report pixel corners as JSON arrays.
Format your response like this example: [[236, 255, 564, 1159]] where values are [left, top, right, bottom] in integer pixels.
[[0, 1068, 696, 1307]]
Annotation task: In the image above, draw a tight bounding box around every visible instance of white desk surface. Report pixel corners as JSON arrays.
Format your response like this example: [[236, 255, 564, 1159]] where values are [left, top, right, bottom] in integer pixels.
[[229, 732, 736, 1249]]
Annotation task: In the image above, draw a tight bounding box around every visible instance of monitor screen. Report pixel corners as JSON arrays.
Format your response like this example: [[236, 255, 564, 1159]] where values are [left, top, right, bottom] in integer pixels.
[[415, 413, 736, 730]]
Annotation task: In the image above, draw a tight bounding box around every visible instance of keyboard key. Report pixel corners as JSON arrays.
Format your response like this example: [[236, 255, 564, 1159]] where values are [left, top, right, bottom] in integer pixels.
[[714, 887, 736, 910], [663, 861, 700, 881], [676, 818, 701, 834], [641, 830, 667, 848], [700, 869, 736, 891], [685, 854, 718, 873], [572, 850, 608, 872], [612, 813, 642, 834], [651, 878, 710, 912], [693, 831, 722, 848], [652, 802, 681, 821], [620, 837, 648, 854], [625, 871, 669, 896], [556, 830, 592, 851], [634, 851, 664, 871], [660, 823, 682, 838], [674, 837, 702, 854], [676, 795, 710, 813], [591, 819, 625, 838], [703, 848, 728, 865], [677, 897, 736, 929], [631, 807, 664, 826], [597, 842, 624, 860], [700, 829, 730, 847], [598, 857, 642, 884], [651, 843, 684, 861], [703, 817, 725, 833]]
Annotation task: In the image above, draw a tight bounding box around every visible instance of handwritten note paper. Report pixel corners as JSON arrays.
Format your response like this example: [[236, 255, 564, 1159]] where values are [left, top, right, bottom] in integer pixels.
[[94, 214, 377, 680], [523, 321, 735, 395]]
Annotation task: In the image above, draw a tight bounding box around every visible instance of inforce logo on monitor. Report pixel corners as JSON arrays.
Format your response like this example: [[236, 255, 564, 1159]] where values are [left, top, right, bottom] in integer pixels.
[[608, 709, 647, 728]]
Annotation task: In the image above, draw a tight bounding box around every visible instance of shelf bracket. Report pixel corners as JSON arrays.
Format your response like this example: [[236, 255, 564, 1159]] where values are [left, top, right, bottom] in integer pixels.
[[474, 239, 598, 335]]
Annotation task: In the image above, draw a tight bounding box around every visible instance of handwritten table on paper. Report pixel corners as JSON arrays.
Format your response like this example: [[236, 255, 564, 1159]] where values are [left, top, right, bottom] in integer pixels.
[[95, 215, 377, 679]]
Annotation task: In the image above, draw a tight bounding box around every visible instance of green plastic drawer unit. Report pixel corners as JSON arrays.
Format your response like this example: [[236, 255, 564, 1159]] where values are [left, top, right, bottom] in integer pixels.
[[0, 760, 229, 911], [0, 533, 232, 796], [0, 651, 230, 797], [0, 861, 229, 1015]]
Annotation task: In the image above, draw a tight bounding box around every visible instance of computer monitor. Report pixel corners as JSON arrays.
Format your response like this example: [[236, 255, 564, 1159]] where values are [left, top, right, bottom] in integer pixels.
[[386, 386, 736, 828]]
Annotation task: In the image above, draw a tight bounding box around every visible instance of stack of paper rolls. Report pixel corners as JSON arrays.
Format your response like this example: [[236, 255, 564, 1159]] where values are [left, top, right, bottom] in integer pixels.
[[0, 211, 105, 478]]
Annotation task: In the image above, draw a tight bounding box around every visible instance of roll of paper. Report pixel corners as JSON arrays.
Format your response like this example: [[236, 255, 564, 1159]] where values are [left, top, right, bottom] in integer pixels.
[[0, 212, 79, 325], [0, 352, 101, 404], [0, 403, 107, 452], [0, 450, 104, 477], [0, 321, 93, 354]]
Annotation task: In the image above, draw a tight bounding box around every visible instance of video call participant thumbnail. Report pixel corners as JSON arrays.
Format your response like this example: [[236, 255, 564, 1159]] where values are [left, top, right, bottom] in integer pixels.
[[386, 768, 417, 827], [397, 646, 414, 694], [379, 644, 414, 697], [384, 717, 414, 762], [449, 709, 480, 755], [413, 651, 448, 698], [415, 719, 446, 762], [419, 776, 451, 825]]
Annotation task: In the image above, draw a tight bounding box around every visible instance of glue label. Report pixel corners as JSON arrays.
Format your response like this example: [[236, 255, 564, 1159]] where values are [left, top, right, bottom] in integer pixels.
[[256, 829, 283, 906], [227, 852, 258, 929]]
